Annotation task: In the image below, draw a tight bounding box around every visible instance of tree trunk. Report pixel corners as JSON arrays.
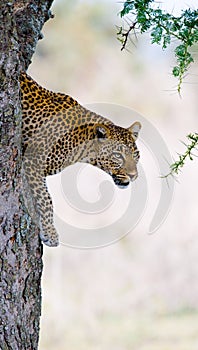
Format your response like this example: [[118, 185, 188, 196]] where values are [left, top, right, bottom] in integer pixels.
[[0, 1, 53, 348]]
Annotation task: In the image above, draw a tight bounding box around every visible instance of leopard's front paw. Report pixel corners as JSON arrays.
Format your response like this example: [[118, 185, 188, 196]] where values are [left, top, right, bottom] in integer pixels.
[[39, 224, 59, 247]]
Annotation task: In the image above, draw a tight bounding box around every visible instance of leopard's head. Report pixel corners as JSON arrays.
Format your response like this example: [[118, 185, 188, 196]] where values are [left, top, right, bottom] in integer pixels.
[[93, 122, 141, 188]]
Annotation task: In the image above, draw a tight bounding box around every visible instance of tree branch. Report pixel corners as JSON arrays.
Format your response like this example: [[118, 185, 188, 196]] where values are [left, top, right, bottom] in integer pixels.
[[121, 21, 137, 51]]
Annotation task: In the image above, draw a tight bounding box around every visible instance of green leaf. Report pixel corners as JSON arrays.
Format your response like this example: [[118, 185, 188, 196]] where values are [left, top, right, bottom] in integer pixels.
[[162, 34, 171, 48], [120, 1, 134, 18], [172, 66, 180, 77], [151, 26, 163, 44], [175, 44, 186, 58]]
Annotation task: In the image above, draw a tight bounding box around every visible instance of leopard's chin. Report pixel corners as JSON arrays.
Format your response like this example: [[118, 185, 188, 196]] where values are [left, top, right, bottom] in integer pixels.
[[112, 175, 130, 189]]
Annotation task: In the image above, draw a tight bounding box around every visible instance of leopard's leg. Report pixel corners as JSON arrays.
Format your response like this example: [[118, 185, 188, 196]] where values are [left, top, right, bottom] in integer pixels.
[[22, 157, 59, 247]]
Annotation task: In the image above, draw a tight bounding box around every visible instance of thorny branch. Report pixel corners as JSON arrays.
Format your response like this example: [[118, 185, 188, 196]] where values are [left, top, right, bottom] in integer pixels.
[[119, 21, 137, 51]]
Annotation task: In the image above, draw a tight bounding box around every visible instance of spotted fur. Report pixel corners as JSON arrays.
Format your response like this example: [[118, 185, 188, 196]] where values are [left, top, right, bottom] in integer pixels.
[[20, 72, 141, 246]]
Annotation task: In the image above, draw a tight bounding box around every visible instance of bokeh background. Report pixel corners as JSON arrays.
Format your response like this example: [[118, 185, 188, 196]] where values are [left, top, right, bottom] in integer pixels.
[[28, 0, 198, 349]]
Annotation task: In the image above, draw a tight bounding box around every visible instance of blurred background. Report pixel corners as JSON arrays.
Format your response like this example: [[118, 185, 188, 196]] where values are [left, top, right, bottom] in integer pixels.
[[29, 0, 198, 349]]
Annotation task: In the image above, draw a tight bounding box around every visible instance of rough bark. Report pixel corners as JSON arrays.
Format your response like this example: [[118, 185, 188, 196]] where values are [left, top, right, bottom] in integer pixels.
[[0, 1, 53, 349]]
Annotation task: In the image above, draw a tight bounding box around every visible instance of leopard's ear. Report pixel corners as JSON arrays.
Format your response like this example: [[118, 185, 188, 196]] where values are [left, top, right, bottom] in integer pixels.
[[94, 124, 110, 140], [128, 122, 141, 140]]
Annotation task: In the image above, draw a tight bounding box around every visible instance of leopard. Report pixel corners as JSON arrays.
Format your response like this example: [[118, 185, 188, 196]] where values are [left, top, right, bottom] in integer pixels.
[[20, 72, 141, 247]]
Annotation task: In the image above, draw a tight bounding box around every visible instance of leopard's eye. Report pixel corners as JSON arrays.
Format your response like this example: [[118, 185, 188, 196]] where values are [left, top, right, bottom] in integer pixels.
[[133, 150, 140, 161], [113, 152, 123, 159], [112, 152, 125, 167]]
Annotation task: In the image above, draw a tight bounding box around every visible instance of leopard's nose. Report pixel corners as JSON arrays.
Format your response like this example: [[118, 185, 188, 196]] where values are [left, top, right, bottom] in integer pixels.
[[128, 171, 138, 181]]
